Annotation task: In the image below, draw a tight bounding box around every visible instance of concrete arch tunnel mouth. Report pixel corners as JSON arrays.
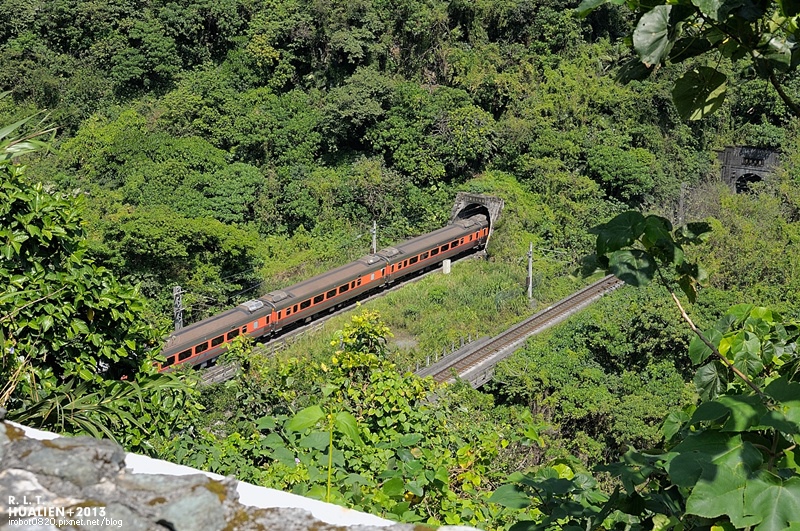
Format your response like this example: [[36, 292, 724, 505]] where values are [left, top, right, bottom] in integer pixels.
[[455, 203, 492, 224], [736, 173, 764, 194], [449, 192, 505, 248]]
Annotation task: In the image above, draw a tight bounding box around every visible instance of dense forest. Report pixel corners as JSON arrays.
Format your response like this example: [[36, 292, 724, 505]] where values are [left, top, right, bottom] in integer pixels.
[[2, 0, 799, 529]]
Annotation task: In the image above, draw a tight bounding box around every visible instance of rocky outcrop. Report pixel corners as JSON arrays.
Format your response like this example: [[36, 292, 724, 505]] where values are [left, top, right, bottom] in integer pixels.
[[0, 420, 478, 531]]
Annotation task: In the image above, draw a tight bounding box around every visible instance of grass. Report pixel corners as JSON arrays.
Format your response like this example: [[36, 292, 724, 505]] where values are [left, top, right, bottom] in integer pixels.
[[256, 254, 600, 373]]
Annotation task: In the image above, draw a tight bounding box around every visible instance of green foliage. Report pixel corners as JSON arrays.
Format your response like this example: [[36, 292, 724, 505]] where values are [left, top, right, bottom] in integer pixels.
[[161, 310, 539, 528], [577, 0, 800, 119], [491, 211, 800, 530], [365, 82, 494, 185], [586, 143, 656, 203], [588, 211, 712, 302], [5, 4, 798, 528], [493, 312, 694, 462], [494, 234, 800, 530], [0, 114, 200, 454], [94, 205, 263, 321], [695, 188, 800, 305]]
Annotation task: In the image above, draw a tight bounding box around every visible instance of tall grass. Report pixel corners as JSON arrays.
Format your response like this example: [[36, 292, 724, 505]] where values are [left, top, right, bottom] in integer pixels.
[[258, 256, 595, 371]]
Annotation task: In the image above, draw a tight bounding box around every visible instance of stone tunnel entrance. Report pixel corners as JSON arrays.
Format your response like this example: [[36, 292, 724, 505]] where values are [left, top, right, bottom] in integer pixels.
[[736, 173, 764, 194], [718, 146, 779, 193], [449, 192, 504, 248]]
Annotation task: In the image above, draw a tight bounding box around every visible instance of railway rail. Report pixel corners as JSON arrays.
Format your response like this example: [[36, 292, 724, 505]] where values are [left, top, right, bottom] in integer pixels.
[[204, 273, 623, 386], [200, 252, 486, 385], [416, 275, 624, 387]]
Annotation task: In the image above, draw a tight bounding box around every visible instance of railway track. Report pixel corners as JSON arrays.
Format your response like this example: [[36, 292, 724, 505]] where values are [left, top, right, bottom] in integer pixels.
[[200, 252, 486, 385], [203, 271, 623, 386], [420, 275, 624, 386]]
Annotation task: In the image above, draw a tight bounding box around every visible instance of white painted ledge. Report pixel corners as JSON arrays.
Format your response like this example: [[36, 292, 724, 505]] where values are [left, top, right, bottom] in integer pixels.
[[11, 422, 395, 527]]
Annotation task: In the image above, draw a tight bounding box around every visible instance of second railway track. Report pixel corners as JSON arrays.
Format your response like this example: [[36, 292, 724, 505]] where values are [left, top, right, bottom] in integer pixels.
[[421, 275, 624, 386]]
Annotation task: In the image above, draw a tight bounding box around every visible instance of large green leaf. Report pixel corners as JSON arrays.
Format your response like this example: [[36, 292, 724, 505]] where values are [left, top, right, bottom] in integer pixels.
[[489, 484, 532, 508], [633, 6, 673, 66], [743, 473, 800, 531], [685, 463, 753, 525], [667, 431, 762, 488], [286, 405, 325, 432], [575, 0, 610, 17], [608, 250, 656, 286], [271, 446, 297, 467], [692, 395, 769, 432], [760, 377, 800, 434], [662, 410, 690, 441], [672, 67, 727, 120], [694, 360, 728, 401], [381, 476, 405, 497], [692, 0, 744, 21], [300, 430, 330, 450], [729, 331, 764, 378], [642, 215, 673, 245], [592, 211, 646, 256], [334, 411, 363, 445], [642, 215, 684, 265], [725, 304, 756, 326]]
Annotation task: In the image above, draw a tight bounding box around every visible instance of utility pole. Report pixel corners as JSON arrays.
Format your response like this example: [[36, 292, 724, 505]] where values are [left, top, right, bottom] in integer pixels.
[[371, 220, 377, 254], [173, 286, 183, 331], [527, 242, 533, 301]]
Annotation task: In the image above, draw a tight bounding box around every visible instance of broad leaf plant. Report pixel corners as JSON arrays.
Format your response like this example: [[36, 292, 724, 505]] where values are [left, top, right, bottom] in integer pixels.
[[577, 0, 800, 120], [491, 212, 800, 530]]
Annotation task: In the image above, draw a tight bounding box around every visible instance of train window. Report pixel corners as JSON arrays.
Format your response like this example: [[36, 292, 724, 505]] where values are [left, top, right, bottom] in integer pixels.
[[211, 335, 224, 347], [403, 260, 408, 267], [265, 315, 270, 324], [441, 243, 449, 251], [195, 342, 209, 354], [326, 289, 337, 299], [356, 278, 361, 286], [163, 356, 175, 367], [293, 305, 298, 313], [421, 252, 429, 259], [409, 256, 418, 265], [314, 294, 324, 304], [300, 299, 311, 310], [431, 248, 439, 256], [460, 238, 465, 244], [339, 283, 350, 294], [371, 272, 375, 281], [227, 329, 240, 340], [178, 350, 192, 361], [286, 307, 292, 316], [451, 240, 459, 247], [381, 268, 385, 275]]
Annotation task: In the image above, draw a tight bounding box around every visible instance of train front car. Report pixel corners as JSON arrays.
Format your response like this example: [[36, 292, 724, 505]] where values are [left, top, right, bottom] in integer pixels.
[[158, 213, 490, 371], [381, 214, 489, 281]]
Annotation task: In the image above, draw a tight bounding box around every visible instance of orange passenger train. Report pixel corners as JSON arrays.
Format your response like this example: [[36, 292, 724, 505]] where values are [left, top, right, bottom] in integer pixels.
[[159, 214, 489, 370]]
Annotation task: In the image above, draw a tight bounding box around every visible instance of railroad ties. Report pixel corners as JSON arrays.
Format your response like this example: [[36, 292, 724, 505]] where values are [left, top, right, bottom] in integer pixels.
[[415, 275, 623, 388], [202, 274, 623, 386]]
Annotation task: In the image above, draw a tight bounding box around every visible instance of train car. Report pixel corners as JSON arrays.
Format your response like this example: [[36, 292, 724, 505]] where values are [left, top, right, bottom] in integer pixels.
[[159, 214, 489, 370]]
